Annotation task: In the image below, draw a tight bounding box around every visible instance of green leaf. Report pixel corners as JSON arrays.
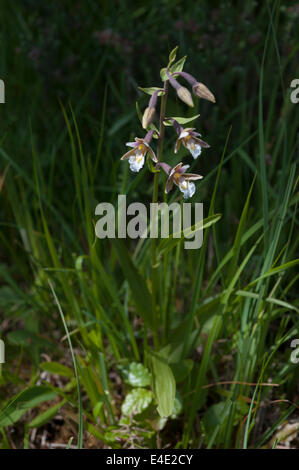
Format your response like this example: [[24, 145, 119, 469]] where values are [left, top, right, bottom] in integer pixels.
[[171, 393, 183, 418], [93, 402, 104, 418], [108, 110, 136, 137], [203, 401, 232, 434], [40, 361, 74, 378], [157, 214, 222, 258], [248, 259, 299, 287], [121, 388, 153, 416], [136, 101, 143, 123], [151, 354, 176, 418], [168, 46, 178, 65], [0, 386, 57, 427], [226, 176, 256, 284], [120, 362, 151, 387], [160, 55, 187, 81], [138, 87, 164, 96], [171, 359, 194, 383], [235, 290, 299, 313], [112, 238, 154, 329], [164, 114, 200, 126], [28, 399, 67, 428], [221, 233, 263, 305], [170, 56, 187, 74]]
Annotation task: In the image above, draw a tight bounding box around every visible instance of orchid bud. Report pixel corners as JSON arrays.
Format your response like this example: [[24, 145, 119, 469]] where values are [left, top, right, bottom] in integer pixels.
[[142, 91, 158, 129], [166, 71, 194, 107], [177, 86, 194, 107], [142, 106, 156, 129], [176, 71, 215, 103], [192, 82, 215, 103]]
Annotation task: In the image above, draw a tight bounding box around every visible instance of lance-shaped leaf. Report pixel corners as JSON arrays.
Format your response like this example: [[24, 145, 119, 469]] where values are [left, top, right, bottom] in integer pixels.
[[139, 86, 165, 96], [168, 45, 178, 66], [151, 354, 176, 418], [164, 114, 200, 126], [160, 55, 187, 81], [157, 214, 222, 257]]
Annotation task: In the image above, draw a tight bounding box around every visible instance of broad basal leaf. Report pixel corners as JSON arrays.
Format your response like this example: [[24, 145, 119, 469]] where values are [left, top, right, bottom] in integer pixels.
[[151, 354, 176, 418]]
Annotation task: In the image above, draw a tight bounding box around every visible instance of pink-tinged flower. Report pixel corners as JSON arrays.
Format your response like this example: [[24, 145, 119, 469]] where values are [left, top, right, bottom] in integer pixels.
[[174, 126, 210, 159], [157, 162, 203, 199], [121, 130, 157, 172]]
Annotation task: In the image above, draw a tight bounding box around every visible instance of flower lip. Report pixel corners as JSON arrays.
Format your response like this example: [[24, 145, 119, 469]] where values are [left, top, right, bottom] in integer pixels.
[[129, 153, 145, 173], [179, 180, 196, 199]]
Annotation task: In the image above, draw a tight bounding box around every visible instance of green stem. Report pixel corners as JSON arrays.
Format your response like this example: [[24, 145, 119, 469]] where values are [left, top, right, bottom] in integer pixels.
[[151, 80, 168, 350]]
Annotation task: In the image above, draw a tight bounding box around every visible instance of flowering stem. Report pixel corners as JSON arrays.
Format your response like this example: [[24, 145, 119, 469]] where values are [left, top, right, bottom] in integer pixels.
[[151, 79, 168, 350]]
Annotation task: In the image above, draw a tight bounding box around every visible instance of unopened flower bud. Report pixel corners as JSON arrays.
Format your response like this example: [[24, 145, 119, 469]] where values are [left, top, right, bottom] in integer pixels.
[[192, 82, 215, 103], [176, 72, 215, 103], [142, 106, 156, 129], [142, 90, 159, 129], [177, 86, 194, 107]]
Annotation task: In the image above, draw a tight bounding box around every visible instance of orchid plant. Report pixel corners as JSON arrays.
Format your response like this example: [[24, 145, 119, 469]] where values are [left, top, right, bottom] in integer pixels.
[[120, 47, 215, 351]]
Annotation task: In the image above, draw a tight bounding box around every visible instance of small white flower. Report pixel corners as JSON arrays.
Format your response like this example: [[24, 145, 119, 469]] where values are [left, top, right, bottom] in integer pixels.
[[121, 132, 157, 173], [175, 127, 210, 159], [178, 179, 196, 198], [129, 152, 145, 172]]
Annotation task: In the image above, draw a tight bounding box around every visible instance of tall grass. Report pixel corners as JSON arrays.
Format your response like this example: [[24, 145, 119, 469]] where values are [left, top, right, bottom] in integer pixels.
[[0, 0, 298, 449]]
